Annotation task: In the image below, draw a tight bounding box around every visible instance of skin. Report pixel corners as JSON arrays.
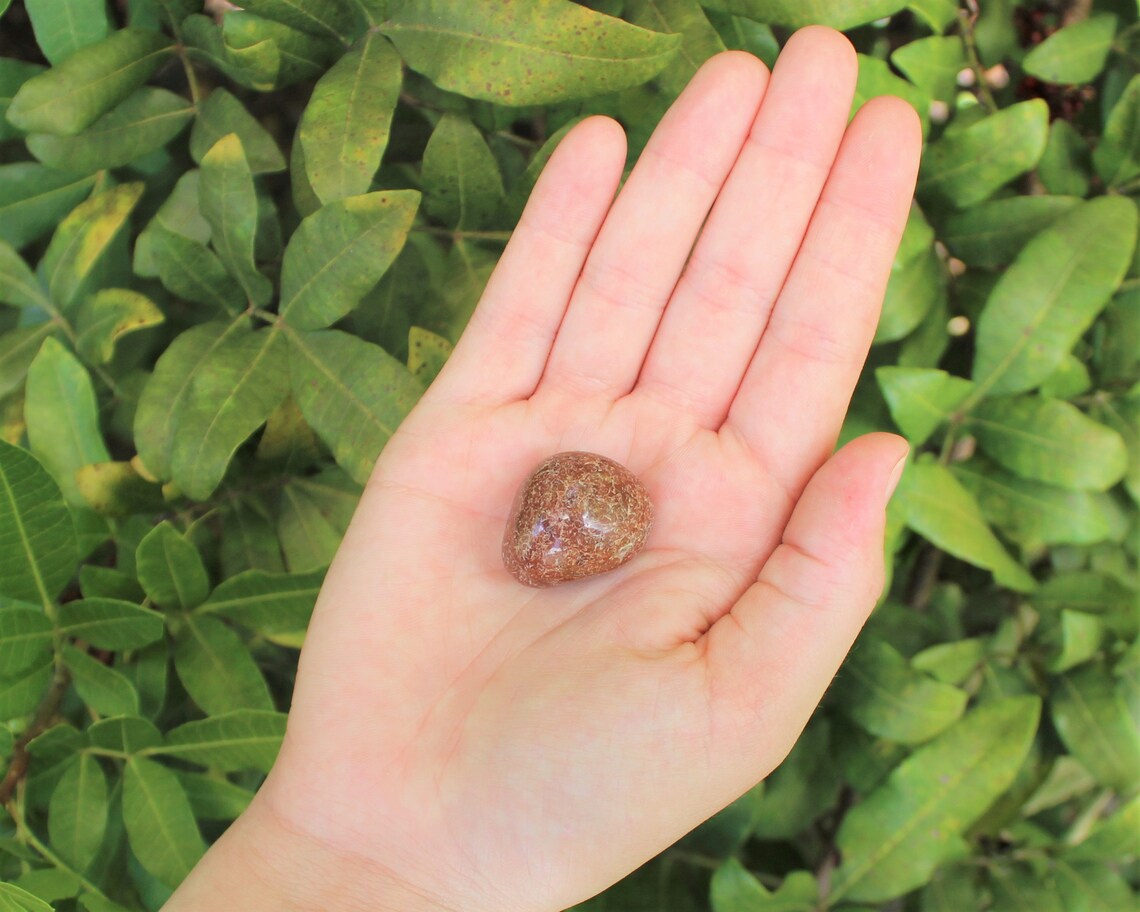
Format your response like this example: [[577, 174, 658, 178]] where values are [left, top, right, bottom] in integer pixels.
[[164, 27, 922, 912]]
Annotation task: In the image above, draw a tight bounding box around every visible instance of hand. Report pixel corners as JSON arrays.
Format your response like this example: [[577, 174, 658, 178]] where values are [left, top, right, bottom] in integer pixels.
[[165, 26, 921, 912]]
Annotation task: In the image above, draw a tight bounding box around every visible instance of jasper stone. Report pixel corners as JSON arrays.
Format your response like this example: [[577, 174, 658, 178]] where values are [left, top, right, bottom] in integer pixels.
[[502, 451, 653, 588]]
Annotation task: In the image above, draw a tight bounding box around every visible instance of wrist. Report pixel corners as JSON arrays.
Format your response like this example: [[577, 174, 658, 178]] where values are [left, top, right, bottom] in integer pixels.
[[161, 791, 455, 912]]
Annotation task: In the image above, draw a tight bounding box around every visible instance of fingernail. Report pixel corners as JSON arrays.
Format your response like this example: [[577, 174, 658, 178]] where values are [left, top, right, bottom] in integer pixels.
[[884, 449, 909, 502]]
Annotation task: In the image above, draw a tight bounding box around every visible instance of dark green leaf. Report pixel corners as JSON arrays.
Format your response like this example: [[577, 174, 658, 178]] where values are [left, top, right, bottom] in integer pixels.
[[63, 644, 139, 715], [0, 659, 53, 719], [276, 466, 358, 573], [174, 769, 254, 820], [87, 714, 161, 753], [48, 753, 107, 871], [135, 520, 209, 610], [58, 598, 164, 650], [940, 196, 1081, 269], [235, 0, 357, 43], [625, 0, 726, 98], [174, 615, 273, 714], [197, 567, 322, 645], [0, 606, 53, 676], [0, 165, 96, 251], [146, 225, 245, 314], [0, 242, 50, 310], [0, 324, 56, 399], [190, 88, 285, 175], [1094, 73, 1140, 189], [25, 0, 111, 65], [0, 60, 46, 142], [699, 0, 906, 29], [159, 709, 286, 771], [133, 169, 211, 277], [1022, 15, 1117, 85], [220, 12, 341, 88], [122, 756, 205, 889], [379, 0, 680, 105], [1051, 664, 1140, 793], [422, 114, 505, 229]]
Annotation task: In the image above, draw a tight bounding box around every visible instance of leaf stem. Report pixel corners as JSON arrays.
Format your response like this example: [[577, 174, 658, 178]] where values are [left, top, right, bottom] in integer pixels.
[[0, 664, 72, 805], [958, 6, 999, 114]]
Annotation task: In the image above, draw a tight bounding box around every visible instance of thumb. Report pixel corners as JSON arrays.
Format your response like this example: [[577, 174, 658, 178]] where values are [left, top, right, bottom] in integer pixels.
[[706, 432, 908, 780]]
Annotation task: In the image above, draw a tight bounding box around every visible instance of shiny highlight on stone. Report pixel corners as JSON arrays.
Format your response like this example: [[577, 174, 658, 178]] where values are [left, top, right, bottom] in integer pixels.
[[502, 451, 653, 588]]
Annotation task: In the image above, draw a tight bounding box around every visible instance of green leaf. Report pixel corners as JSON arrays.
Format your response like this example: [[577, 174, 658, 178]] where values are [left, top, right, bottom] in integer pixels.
[[1042, 610, 1104, 673], [173, 615, 273, 715], [220, 12, 341, 88], [79, 565, 144, 602], [38, 182, 144, 313], [875, 367, 974, 447], [87, 714, 161, 753], [287, 328, 423, 484], [972, 197, 1137, 397], [169, 326, 289, 500], [1051, 664, 1140, 793], [0, 606, 53, 676], [0, 164, 96, 251], [28, 86, 193, 173], [918, 100, 1049, 209], [0, 324, 56, 399], [25, 336, 111, 504], [1039, 352, 1092, 400], [1038, 120, 1093, 198], [422, 114, 505, 230], [0, 242, 50, 310], [235, 0, 357, 43], [750, 721, 841, 840], [62, 644, 139, 716], [940, 196, 1082, 270], [197, 567, 322, 645], [134, 319, 247, 479], [911, 638, 986, 685], [955, 458, 1126, 548], [834, 637, 967, 744], [133, 169, 211, 277], [276, 467, 359, 573], [407, 326, 453, 386], [711, 864, 817, 911], [6, 28, 172, 135], [298, 32, 402, 205], [57, 598, 164, 650], [279, 190, 420, 330], [379, 0, 681, 105], [830, 696, 1041, 903], [699, 0, 906, 29], [0, 440, 77, 604], [145, 225, 245, 314], [0, 60, 46, 141], [135, 521, 209, 610], [0, 884, 53, 912], [852, 54, 929, 137], [76, 288, 164, 365], [987, 865, 1064, 912], [198, 134, 272, 307], [0, 659, 53, 720], [122, 756, 205, 889], [174, 769, 254, 820], [899, 459, 1035, 592], [76, 461, 165, 518], [220, 498, 285, 577], [25, 0, 111, 65], [190, 88, 285, 175], [159, 709, 286, 772], [1094, 73, 1140, 189], [1067, 794, 1140, 861], [1053, 859, 1134, 912], [1022, 14, 1117, 84], [625, 0, 726, 99], [48, 753, 107, 871], [968, 396, 1127, 491], [891, 35, 963, 104]]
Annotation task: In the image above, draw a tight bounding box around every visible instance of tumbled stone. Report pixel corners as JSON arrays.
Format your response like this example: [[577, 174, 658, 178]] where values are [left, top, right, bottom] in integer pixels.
[[502, 451, 653, 588]]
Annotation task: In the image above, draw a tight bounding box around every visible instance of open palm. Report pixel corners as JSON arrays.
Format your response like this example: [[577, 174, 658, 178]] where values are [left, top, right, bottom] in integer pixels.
[[249, 28, 921, 912]]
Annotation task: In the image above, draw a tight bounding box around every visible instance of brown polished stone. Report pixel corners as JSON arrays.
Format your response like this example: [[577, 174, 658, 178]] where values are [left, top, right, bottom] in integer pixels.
[[502, 451, 653, 588]]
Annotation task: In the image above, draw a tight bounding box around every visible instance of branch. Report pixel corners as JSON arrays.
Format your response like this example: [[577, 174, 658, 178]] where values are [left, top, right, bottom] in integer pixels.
[[0, 666, 72, 805]]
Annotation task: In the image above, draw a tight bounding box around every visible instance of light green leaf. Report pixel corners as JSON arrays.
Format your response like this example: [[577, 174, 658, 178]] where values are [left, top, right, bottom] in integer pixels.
[[1039, 352, 1092, 400], [972, 196, 1137, 397], [853, 54, 929, 136], [78, 896, 134, 912], [1053, 860, 1133, 912], [422, 114, 505, 230], [0, 440, 76, 604], [1038, 120, 1093, 197], [76, 288, 164, 364], [235, 0, 357, 43], [146, 225, 245, 314], [63, 644, 139, 716], [700, 0, 906, 29], [197, 567, 322, 645], [1051, 664, 1140, 793], [1042, 610, 1104, 674], [25, 0, 110, 64], [221, 12, 340, 88], [57, 598, 164, 650], [625, 0, 726, 98], [198, 133, 272, 307], [969, 396, 1127, 491], [298, 32, 402, 205], [75, 461, 166, 518], [135, 521, 209, 610], [174, 770, 254, 820], [0, 242, 49, 310], [287, 328, 423, 484], [834, 637, 967, 744], [12, 868, 80, 903], [279, 190, 420, 330], [987, 865, 1064, 912], [900, 459, 1035, 592], [122, 756, 205, 889], [87, 714, 161, 753], [0, 324, 56, 399], [276, 467, 359, 573], [875, 367, 974, 447], [159, 709, 286, 772], [940, 196, 1082, 270], [0, 884, 53, 912], [190, 88, 285, 175], [876, 247, 943, 345], [1067, 794, 1140, 862], [173, 615, 273, 715], [38, 182, 144, 313], [379, 0, 680, 105], [407, 326, 453, 386], [0, 60, 46, 142], [25, 336, 111, 504], [169, 326, 289, 501], [0, 659, 53, 720], [48, 753, 107, 871], [0, 164, 96, 251], [1094, 73, 1140, 188], [0, 606, 53, 676], [134, 319, 247, 479], [891, 35, 963, 104], [830, 696, 1041, 903], [911, 638, 986, 686], [27, 86, 193, 172], [710, 858, 772, 909], [1022, 14, 1117, 84], [6, 28, 172, 135], [918, 100, 1049, 209]]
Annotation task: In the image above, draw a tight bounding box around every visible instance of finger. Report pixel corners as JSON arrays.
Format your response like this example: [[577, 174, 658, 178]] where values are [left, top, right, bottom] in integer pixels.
[[634, 27, 856, 425], [726, 97, 922, 490], [702, 433, 909, 779], [430, 116, 626, 406], [537, 51, 768, 400]]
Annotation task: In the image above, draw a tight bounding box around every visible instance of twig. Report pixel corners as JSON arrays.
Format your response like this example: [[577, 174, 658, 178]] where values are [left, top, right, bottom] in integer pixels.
[[958, 5, 1000, 114], [0, 666, 72, 805]]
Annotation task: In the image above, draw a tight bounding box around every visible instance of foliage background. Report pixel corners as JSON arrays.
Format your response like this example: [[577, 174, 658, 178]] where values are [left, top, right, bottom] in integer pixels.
[[0, 0, 1135, 909]]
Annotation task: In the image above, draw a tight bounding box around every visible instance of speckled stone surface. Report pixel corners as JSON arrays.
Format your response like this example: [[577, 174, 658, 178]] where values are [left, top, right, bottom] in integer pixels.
[[502, 451, 653, 588]]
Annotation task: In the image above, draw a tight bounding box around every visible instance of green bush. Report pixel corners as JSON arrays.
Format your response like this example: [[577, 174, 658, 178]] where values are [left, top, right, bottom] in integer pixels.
[[0, 0, 1136, 909]]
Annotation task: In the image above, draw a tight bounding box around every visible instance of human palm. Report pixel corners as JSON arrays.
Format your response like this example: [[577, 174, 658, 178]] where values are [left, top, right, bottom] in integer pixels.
[[253, 28, 921, 912]]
